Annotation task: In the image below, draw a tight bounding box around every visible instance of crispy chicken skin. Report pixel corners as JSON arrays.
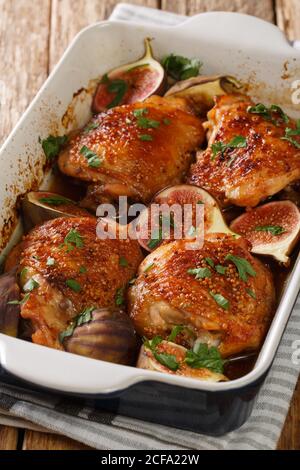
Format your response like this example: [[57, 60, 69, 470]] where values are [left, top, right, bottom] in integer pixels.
[[188, 94, 300, 207], [58, 96, 205, 203], [19, 217, 143, 349], [128, 234, 275, 357]]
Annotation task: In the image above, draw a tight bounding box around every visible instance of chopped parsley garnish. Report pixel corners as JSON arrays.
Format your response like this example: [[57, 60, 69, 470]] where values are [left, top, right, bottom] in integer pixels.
[[66, 279, 81, 292], [23, 278, 40, 292], [40, 135, 68, 160], [39, 195, 74, 206], [119, 256, 128, 267], [247, 103, 289, 126], [100, 74, 128, 108], [59, 306, 95, 343], [83, 121, 99, 133], [115, 286, 125, 306], [246, 288, 256, 299], [211, 135, 247, 160], [163, 118, 171, 125], [185, 342, 225, 374], [187, 267, 211, 279], [255, 225, 285, 236], [7, 293, 30, 306], [209, 291, 229, 310], [143, 336, 179, 371], [79, 266, 87, 273], [133, 108, 148, 117], [62, 229, 84, 252], [144, 262, 155, 273], [205, 257, 215, 268], [19, 267, 28, 281], [225, 254, 256, 282], [281, 120, 300, 149], [139, 134, 153, 141], [162, 54, 202, 81], [80, 145, 101, 168], [168, 325, 184, 343], [136, 117, 160, 129], [46, 257, 55, 266], [215, 265, 227, 275]]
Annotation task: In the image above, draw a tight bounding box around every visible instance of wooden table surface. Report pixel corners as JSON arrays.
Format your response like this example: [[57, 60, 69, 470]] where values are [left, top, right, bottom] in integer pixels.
[[0, 0, 299, 450]]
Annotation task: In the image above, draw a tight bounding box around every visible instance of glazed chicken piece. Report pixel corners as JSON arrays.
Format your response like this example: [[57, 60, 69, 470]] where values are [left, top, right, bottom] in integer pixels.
[[58, 96, 205, 205], [128, 234, 275, 357], [17, 217, 143, 349], [188, 94, 300, 207]]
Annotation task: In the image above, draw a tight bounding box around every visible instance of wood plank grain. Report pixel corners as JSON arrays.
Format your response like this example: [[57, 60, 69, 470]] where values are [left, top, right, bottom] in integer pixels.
[[276, 0, 300, 40], [23, 431, 91, 450], [49, 0, 159, 70], [0, 0, 51, 146], [0, 425, 18, 450], [161, 0, 274, 22]]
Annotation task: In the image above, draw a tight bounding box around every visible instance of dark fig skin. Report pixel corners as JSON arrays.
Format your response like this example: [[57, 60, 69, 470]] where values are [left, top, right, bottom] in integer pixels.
[[64, 308, 138, 365], [0, 269, 20, 337]]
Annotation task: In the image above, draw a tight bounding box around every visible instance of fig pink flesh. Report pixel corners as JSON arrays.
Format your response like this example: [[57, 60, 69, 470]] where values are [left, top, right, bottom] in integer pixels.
[[230, 201, 300, 246], [93, 66, 161, 112]]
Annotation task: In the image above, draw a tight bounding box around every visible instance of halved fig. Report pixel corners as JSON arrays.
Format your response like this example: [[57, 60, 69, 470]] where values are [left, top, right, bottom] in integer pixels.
[[22, 191, 93, 231], [230, 201, 300, 264], [0, 269, 20, 337], [63, 308, 138, 365], [134, 184, 236, 252], [137, 340, 227, 382], [92, 38, 166, 113], [165, 75, 241, 115]]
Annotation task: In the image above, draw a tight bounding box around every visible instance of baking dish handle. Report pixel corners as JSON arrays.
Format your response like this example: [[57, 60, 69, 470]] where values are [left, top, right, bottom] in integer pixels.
[[173, 11, 293, 52]]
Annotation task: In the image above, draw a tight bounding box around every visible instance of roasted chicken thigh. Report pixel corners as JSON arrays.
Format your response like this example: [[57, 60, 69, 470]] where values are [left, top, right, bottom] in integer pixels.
[[188, 94, 300, 207], [128, 234, 275, 357], [18, 217, 143, 349], [58, 96, 205, 204]]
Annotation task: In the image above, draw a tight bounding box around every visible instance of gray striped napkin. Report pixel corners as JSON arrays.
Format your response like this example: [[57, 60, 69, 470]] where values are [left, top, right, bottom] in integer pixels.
[[0, 3, 300, 450]]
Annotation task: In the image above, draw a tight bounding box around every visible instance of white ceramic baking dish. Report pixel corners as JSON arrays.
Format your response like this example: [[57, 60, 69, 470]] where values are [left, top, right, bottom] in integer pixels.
[[0, 12, 300, 434]]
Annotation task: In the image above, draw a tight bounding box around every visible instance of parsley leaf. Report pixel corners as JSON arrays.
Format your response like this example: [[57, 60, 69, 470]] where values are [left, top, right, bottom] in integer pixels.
[[205, 257, 215, 268], [162, 54, 202, 81], [225, 254, 256, 282], [115, 286, 125, 306], [119, 256, 128, 267], [23, 278, 40, 292], [80, 145, 102, 168], [185, 343, 225, 374], [7, 293, 30, 306], [187, 267, 211, 279], [136, 117, 160, 129], [255, 225, 285, 236], [168, 325, 184, 342], [209, 291, 230, 310], [281, 120, 300, 149], [247, 103, 289, 126], [66, 279, 81, 292], [61, 229, 84, 252], [211, 135, 247, 160], [133, 108, 148, 117], [100, 74, 128, 108], [143, 336, 179, 371], [40, 135, 68, 160], [39, 195, 74, 206], [246, 288, 256, 299], [83, 121, 99, 134], [139, 134, 153, 141], [215, 265, 227, 275], [59, 306, 95, 343]]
